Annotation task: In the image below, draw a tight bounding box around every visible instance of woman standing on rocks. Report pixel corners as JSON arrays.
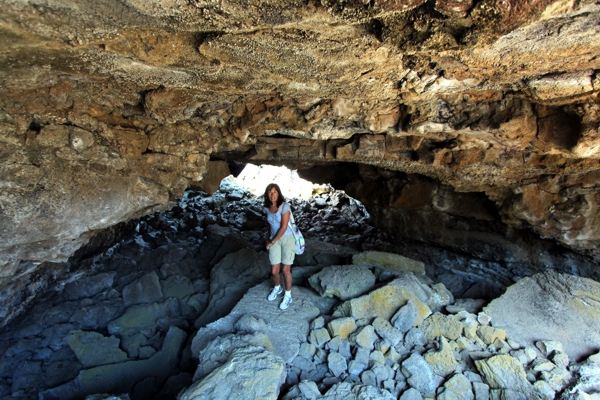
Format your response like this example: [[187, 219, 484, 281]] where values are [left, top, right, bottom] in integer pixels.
[[264, 183, 296, 310]]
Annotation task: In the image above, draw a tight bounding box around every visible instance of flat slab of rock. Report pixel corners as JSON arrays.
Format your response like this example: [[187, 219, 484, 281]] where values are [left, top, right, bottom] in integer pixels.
[[39, 326, 186, 400], [67, 330, 128, 368], [191, 282, 320, 363], [352, 251, 425, 276], [308, 265, 376, 300], [180, 346, 285, 400], [484, 271, 600, 362], [194, 248, 270, 328]]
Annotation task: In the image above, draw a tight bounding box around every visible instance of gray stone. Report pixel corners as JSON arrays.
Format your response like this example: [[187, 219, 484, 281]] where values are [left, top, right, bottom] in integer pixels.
[[370, 350, 385, 365], [473, 382, 490, 400], [283, 380, 322, 400], [391, 300, 418, 333], [64, 272, 116, 301], [539, 366, 572, 392], [333, 274, 432, 325], [327, 335, 343, 352], [372, 364, 389, 384], [373, 317, 404, 346], [354, 347, 371, 366], [155, 372, 192, 400], [348, 360, 367, 376], [419, 312, 464, 341], [309, 328, 331, 348], [108, 297, 180, 337], [191, 282, 320, 363], [375, 339, 390, 354], [310, 316, 325, 330], [321, 382, 396, 399], [474, 355, 535, 397], [401, 353, 443, 394], [361, 369, 377, 387], [67, 330, 128, 368], [423, 337, 458, 378], [298, 381, 322, 399], [533, 380, 554, 400], [400, 387, 423, 400], [488, 389, 529, 399], [551, 351, 569, 368], [484, 271, 600, 362], [328, 352, 348, 377], [292, 355, 314, 373], [39, 326, 186, 400], [353, 325, 379, 350], [308, 265, 376, 300], [443, 373, 474, 400], [44, 358, 83, 388], [187, 292, 209, 313], [352, 251, 425, 275], [315, 348, 328, 364], [446, 299, 488, 315], [138, 346, 157, 359], [194, 331, 273, 380], [180, 346, 286, 400], [298, 342, 317, 360], [194, 248, 270, 328], [161, 275, 195, 299], [121, 333, 147, 358], [338, 339, 352, 360], [122, 272, 164, 307], [404, 327, 427, 349], [327, 317, 358, 339], [70, 298, 125, 330]]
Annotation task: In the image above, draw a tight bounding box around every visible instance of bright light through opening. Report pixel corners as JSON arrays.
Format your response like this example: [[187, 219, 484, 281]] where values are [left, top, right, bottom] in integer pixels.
[[223, 164, 330, 199]]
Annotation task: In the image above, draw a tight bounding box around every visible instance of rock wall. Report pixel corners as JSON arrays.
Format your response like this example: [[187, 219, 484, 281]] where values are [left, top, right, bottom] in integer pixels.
[[1, 0, 600, 312]]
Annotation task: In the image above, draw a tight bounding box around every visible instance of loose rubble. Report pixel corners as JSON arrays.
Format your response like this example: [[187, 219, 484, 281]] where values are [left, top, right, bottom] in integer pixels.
[[1, 180, 600, 400]]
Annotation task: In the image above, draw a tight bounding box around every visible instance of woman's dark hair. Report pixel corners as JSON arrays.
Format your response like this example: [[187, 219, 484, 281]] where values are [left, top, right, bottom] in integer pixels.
[[264, 183, 285, 208]]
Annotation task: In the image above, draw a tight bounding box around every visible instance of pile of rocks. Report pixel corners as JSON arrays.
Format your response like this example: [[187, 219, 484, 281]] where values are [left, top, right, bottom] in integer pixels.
[[0, 181, 394, 400], [2, 178, 600, 400], [182, 258, 600, 400]]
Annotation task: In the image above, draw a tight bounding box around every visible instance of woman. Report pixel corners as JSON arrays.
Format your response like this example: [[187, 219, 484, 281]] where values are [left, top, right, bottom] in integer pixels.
[[263, 183, 296, 310]]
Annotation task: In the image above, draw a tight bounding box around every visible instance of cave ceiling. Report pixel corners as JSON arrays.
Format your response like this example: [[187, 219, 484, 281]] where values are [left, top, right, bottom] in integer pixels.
[[0, 0, 600, 294]]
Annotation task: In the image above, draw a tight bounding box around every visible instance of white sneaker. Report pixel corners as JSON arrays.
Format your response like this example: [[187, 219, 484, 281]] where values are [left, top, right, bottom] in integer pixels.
[[268, 286, 282, 301], [280, 294, 292, 310]]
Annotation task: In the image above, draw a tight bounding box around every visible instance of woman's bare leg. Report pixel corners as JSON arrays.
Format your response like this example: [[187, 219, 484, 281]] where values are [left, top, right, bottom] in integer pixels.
[[282, 264, 292, 291], [271, 264, 281, 287]]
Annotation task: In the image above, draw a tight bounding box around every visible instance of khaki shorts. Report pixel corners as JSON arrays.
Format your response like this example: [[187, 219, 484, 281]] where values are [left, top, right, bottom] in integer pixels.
[[269, 235, 296, 265]]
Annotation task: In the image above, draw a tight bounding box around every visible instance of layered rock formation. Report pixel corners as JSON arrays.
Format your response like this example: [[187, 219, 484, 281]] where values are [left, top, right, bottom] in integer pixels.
[[1, 0, 600, 330]]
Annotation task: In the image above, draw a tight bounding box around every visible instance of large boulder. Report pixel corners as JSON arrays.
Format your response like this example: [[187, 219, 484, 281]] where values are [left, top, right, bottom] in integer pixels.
[[67, 330, 128, 368], [191, 282, 320, 363], [352, 251, 426, 276], [179, 345, 286, 400], [484, 271, 600, 362], [308, 265, 376, 300], [474, 354, 536, 398], [194, 248, 270, 328], [39, 327, 186, 400], [332, 273, 434, 325], [193, 331, 273, 381]]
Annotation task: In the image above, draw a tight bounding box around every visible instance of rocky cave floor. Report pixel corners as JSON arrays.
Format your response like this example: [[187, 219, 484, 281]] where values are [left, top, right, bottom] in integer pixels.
[[1, 180, 600, 400]]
